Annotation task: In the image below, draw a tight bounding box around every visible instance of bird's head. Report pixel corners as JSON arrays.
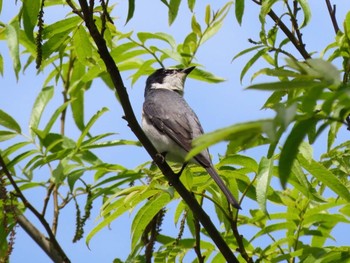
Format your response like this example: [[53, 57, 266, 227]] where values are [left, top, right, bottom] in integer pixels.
[[145, 66, 195, 96]]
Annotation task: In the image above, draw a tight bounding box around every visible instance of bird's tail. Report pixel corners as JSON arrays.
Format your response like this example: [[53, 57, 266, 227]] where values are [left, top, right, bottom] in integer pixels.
[[206, 166, 241, 209]]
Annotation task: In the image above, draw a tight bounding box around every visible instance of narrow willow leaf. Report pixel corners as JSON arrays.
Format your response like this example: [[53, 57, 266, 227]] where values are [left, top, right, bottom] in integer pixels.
[[73, 26, 93, 64], [247, 80, 327, 91], [187, 0, 195, 12], [0, 131, 17, 142], [29, 86, 54, 138], [204, 4, 211, 25], [76, 107, 109, 149], [70, 86, 85, 131], [256, 157, 274, 214], [279, 118, 317, 188], [0, 109, 21, 133], [0, 54, 3, 76], [200, 20, 223, 44], [191, 15, 202, 36], [232, 45, 264, 61], [298, 0, 311, 28], [251, 222, 294, 241], [137, 32, 176, 49], [42, 16, 81, 39], [2, 142, 31, 159], [218, 155, 259, 173], [235, 0, 245, 25], [187, 120, 271, 161], [42, 101, 70, 137], [23, 0, 40, 41], [131, 193, 171, 250], [168, 0, 181, 25], [189, 68, 225, 83], [240, 48, 268, 82], [86, 198, 127, 246], [259, 0, 278, 24], [125, 0, 135, 24], [298, 155, 350, 202], [6, 150, 39, 169], [6, 20, 21, 79]]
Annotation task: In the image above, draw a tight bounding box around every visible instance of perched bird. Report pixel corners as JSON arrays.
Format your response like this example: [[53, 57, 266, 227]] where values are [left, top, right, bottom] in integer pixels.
[[142, 66, 241, 209]]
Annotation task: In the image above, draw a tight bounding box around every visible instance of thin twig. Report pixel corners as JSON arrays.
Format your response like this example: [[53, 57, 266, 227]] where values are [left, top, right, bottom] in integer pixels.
[[252, 0, 311, 60], [325, 0, 340, 34]]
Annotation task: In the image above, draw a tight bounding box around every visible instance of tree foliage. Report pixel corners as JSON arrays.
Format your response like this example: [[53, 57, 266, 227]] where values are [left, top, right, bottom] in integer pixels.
[[0, 0, 350, 262]]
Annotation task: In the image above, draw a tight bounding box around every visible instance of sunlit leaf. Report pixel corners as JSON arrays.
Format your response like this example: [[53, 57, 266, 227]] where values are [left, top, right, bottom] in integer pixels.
[[298, 155, 350, 202], [131, 193, 171, 250], [187, 120, 271, 161], [23, 0, 40, 41], [240, 48, 268, 82], [0, 109, 21, 133], [6, 19, 21, 79], [73, 26, 93, 64], [298, 0, 311, 28], [187, 0, 195, 12], [279, 118, 317, 188], [125, 0, 135, 24], [29, 86, 54, 138], [235, 0, 245, 25], [256, 157, 274, 214], [168, 0, 181, 25], [76, 107, 109, 149]]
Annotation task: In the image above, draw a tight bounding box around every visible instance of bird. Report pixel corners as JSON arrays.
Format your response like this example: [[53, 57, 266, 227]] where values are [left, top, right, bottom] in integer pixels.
[[142, 66, 241, 209]]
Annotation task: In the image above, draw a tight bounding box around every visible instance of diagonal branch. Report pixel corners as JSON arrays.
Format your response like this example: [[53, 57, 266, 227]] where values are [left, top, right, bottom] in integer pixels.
[[325, 0, 340, 34], [0, 155, 70, 263], [75, 0, 238, 262], [252, 0, 311, 60]]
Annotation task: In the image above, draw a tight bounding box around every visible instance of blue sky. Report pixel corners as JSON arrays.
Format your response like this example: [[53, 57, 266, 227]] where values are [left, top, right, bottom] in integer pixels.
[[1, 0, 350, 262]]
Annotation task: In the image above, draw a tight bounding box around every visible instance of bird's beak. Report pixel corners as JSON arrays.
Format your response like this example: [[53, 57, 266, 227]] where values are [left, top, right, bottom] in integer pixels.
[[182, 66, 196, 75]]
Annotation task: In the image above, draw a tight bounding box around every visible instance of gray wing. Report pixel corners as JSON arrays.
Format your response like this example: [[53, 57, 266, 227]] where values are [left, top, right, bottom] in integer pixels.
[[143, 89, 211, 167]]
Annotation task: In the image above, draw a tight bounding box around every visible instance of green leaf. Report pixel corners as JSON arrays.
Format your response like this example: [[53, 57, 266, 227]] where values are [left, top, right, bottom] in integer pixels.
[[187, 0, 195, 12], [76, 107, 109, 149], [137, 32, 176, 49], [187, 120, 271, 162], [279, 118, 317, 188], [235, 0, 245, 25], [240, 48, 268, 82], [247, 80, 328, 91], [70, 85, 85, 132], [29, 86, 54, 138], [131, 193, 171, 250], [125, 0, 135, 24], [0, 131, 17, 142], [6, 19, 21, 79], [73, 26, 93, 64], [0, 54, 3, 76], [256, 157, 274, 214], [298, 0, 311, 28], [23, 0, 40, 41], [204, 4, 211, 25], [168, 0, 181, 25], [42, 101, 70, 137], [42, 16, 81, 39], [298, 155, 350, 202], [0, 109, 21, 133], [189, 68, 225, 83], [191, 15, 202, 36]]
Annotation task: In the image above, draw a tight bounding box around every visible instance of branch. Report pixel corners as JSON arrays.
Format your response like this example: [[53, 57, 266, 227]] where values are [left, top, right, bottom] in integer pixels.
[[75, 0, 238, 262], [325, 0, 340, 34], [252, 0, 311, 60], [0, 155, 70, 263], [16, 212, 67, 263]]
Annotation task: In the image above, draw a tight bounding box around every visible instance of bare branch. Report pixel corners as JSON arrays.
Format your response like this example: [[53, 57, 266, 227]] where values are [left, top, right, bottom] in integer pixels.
[[325, 0, 340, 34]]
